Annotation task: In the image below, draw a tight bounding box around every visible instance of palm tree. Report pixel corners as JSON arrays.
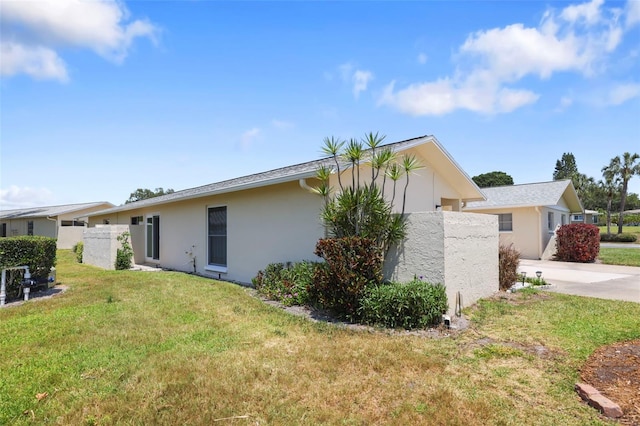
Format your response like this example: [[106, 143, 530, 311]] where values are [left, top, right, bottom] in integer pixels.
[[321, 137, 345, 191], [606, 153, 640, 234], [600, 165, 620, 236]]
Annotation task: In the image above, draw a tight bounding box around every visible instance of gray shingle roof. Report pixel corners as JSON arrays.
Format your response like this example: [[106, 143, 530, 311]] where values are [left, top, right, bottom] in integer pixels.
[[89, 135, 437, 216], [465, 180, 581, 211], [0, 202, 114, 220]]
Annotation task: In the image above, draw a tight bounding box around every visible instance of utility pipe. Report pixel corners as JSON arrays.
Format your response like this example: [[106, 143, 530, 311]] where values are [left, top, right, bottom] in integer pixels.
[[1, 266, 31, 306]]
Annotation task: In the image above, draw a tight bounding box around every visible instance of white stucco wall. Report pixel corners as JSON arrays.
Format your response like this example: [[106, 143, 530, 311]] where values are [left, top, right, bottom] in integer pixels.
[[83, 225, 131, 270], [384, 211, 498, 315]]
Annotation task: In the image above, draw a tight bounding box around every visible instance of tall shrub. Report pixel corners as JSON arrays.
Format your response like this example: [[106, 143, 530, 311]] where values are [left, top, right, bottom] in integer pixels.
[[309, 237, 383, 320], [498, 244, 520, 291], [555, 223, 600, 263], [314, 133, 422, 256]]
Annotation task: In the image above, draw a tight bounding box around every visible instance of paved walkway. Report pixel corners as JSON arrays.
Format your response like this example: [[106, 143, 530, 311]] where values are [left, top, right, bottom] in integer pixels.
[[518, 259, 640, 303]]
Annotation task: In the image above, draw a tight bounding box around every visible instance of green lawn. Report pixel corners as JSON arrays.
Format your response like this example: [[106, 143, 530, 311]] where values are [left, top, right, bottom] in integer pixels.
[[599, 247, 640, 267], [1, 251, 639, 425]]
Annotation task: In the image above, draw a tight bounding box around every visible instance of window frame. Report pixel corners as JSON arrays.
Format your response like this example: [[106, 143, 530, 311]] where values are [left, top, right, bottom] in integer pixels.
[[497, 213, 513, 232], [206, 205, 228, 273]]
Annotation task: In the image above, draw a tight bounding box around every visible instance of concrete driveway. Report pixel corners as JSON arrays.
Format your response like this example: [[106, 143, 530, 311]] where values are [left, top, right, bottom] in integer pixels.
[[518, 259, 640, 303]]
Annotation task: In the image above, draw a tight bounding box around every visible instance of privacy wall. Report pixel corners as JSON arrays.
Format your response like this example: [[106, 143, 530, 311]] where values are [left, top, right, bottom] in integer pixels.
[[384, 211, 499, 315]]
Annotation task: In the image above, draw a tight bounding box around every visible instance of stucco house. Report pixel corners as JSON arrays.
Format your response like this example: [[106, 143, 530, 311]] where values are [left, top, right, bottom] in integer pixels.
[[571, 209, 599, 224], [0, 202, 115, 249], [85, 135, 500, 313], [464, 180, 583, 259]]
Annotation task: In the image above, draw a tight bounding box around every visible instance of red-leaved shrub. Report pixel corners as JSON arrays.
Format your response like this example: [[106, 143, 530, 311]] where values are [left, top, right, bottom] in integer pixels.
[[498, 244, 520, 291], [555, 223, 600, 263], [309, 237, 383, 320]]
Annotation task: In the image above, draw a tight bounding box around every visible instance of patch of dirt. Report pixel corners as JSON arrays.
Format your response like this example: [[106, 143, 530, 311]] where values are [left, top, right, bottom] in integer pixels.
[[1, 285, 68, 308], [581, 339, 640, 425]]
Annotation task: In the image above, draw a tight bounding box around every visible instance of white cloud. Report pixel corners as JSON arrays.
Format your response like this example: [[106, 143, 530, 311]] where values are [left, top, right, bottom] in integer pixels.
[[417, 53, 428, 64], [605, 83, 640, 105], [0, 185, 54, 209], [272, 120, 294, 129], [0, 42, 68, 82], [560, 0, 604, 25], [557, 96, 574, 111], [336, 62, 373, 98], [238, 128, 261, 151], [352, 70, 373, 98], [379, 0, 633, 116], [626, 0, 640, 28], [0, 0, 158, 81]]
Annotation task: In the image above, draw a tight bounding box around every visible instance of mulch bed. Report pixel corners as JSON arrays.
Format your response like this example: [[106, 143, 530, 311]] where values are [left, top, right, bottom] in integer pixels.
[[581, 339, 640, 425]]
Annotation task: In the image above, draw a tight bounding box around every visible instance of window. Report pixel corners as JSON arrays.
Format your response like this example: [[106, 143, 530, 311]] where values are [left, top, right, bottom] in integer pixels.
[[572, 214, 583, 222], [146, 215, 160, 260], [208, 206, 227, 267], [27, 221, 34, 236], [1, 223, 6, 238], [561, 214, 566, 226], [548, 212, 555, 231], [61, 220, 86, 227], [497, 214, 512, 232], [131, 216, 143, 225]]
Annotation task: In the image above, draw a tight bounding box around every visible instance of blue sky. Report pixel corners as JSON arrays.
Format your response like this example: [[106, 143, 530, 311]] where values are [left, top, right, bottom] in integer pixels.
[[1, 0, 639, 209]]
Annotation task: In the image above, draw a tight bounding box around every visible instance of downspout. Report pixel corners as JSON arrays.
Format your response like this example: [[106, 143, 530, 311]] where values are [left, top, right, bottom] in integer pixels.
[[298, 178, 314, 192], [535, 206, 542, 259]]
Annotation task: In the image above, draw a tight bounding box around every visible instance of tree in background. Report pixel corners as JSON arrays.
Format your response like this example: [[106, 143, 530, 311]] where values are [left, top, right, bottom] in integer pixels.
[[553, 153, 578, 180], [600, 164, 620, 235], [552, 152, 597, 208], [605, 152, 640, 234], [472, 171, 514, 188], [125, 187, 175, 204]]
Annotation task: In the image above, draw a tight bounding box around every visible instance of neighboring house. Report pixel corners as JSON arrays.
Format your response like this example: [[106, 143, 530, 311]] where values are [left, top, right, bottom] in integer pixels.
[[85, 135, 488, 285], [464, 180, 583, 259], [571, 209, 599, 225], [0, 202, 114, 249]]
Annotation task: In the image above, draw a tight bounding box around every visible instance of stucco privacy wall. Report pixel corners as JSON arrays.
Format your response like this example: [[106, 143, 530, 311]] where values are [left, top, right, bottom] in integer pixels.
[[384, 211, 498, 315], [83, 225, 131, 270]]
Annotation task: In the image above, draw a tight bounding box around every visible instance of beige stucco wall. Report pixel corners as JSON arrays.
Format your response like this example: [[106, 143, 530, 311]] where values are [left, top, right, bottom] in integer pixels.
[[88, 181, 324, 283], [83, 225, 131, 270], [466, 204, 572, 260], [384, 211, 498, 315], [1, 218, 56, 238]]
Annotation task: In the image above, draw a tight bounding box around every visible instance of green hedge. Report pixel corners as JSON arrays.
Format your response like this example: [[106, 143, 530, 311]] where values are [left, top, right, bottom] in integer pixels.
[[600, 233, 637, 243], [0, 236, 57, 299], [359, 279, 448, 329], [0, 236, 57, 278]]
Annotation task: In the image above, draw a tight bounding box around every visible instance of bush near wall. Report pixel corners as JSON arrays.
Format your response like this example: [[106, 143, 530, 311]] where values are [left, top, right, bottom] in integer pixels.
[[309, 237, 383, 320], [555, 223, 600, 263], [359, 279, 448, 329], [72, 241, 84, 263], [600, 233, 637, 243], [498, 244, 520, 291], [252, 261, 316, 306]]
